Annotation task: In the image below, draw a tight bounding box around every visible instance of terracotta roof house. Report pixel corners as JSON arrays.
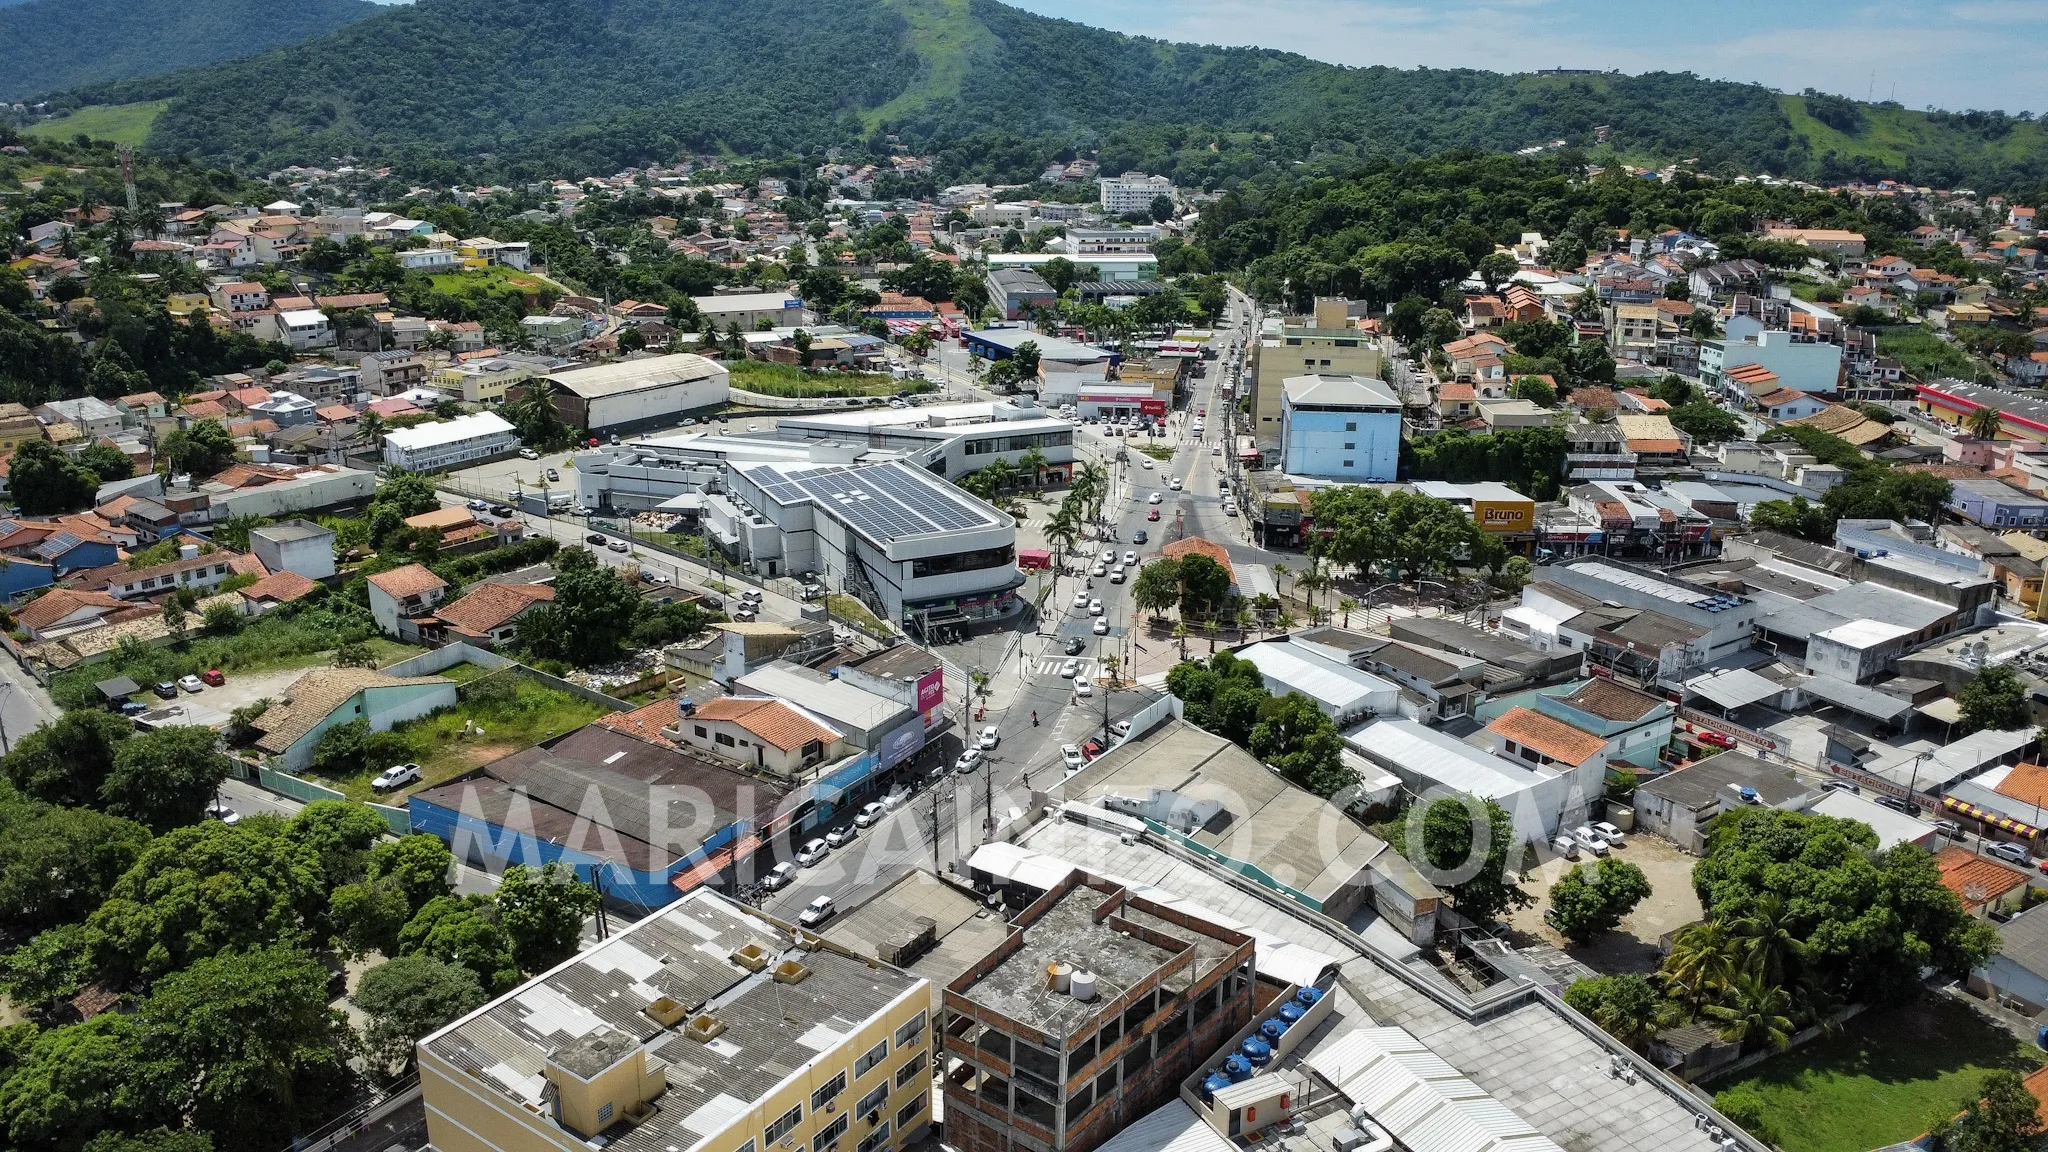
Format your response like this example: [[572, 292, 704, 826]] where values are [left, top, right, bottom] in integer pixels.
[[251, 666, 457, 772], [677, 695, 842, 776], [238, 570, 319, 615], [1936, 845, 2031, 916], [1487, 705, 1609, 769], [14, 588, 132, 640], [429, 583, 554, 649], [365, 564, 448, 641]]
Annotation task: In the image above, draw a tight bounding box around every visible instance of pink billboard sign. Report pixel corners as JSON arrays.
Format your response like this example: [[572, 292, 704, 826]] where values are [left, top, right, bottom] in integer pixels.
[[916, 667, 945, 712]]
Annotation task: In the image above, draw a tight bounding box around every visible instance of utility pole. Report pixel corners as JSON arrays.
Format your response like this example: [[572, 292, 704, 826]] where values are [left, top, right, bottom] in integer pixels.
[[930, 784, 941, 870]]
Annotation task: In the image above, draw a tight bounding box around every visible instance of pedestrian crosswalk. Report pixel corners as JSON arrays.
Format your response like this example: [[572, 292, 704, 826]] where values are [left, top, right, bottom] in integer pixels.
[[1032, 657, 1100, 678]]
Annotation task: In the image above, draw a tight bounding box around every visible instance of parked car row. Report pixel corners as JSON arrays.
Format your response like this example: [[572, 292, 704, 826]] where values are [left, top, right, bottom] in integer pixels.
[[1552, 821, 1627, 859]]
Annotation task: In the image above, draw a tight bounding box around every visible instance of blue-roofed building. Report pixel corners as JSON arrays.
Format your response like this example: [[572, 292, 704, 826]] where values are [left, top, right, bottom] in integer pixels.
[[32, 531, 119, 573]]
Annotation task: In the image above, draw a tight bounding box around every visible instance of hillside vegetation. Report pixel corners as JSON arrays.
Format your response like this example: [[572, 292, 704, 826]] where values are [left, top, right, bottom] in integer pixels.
[[0, 0, 378, 101], [35, 0, 2048, 194]]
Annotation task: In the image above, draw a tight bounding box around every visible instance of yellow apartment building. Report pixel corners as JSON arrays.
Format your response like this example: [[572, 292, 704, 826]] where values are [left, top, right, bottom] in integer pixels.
[[419, 889, 933, 1152]]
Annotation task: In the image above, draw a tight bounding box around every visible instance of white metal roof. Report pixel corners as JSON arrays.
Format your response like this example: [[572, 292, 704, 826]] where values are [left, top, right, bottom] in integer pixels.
[[381, 411, 516, 450], [1812, 618, 1917, 650], [1807, 791, 1932, 849], [1308, 1026, 1565, 1152], [1234, 641, 1397, 714], [1683, 667, 1783, 710], [544, 353, 726, 398], [734, 662, 906, 731], [1343, 718, 1556, 798], [1091, 1101, 1235, 1152]]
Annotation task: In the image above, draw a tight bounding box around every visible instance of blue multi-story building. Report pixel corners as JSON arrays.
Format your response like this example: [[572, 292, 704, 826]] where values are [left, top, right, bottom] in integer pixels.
[[1279, 373, 1402, 481]]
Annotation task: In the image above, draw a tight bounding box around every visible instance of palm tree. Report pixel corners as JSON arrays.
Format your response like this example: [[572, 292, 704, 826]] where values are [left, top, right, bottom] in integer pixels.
[[356, 411, 387, 449], [1338, 597, 1360, 629], [1045, 508, 1079, 567], [1728, 895, 1805, 988], [1704, 973, 1795, 1051], [1664, 920, 1741, 1012], [1966, 404, 2004, 440], [1076, 462, 1109, 521], [1017, 446, 1049, 491], [982, 457, 1018, 495]]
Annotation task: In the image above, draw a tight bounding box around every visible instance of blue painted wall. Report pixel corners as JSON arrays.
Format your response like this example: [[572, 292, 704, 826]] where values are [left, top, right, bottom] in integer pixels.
[[1279, 404, 1400, 481]]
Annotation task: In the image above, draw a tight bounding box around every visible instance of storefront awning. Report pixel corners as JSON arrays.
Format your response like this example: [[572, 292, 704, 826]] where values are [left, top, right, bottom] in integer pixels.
[[1943, 796, 2039, 839]]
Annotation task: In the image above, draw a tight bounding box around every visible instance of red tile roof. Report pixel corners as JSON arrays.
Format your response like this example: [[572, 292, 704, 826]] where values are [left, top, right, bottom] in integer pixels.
[[239, 570, 318, 604], [366, 564, 448, 599], [1935, 845, 2029, 906], [434, 583, 553, 635], [594, 698, 683, 749], [692, 696, 839, 751], [1487, 706, 1607, 765]]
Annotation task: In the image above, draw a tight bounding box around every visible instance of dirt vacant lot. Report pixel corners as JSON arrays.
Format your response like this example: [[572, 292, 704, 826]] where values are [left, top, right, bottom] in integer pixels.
[[1506, 831, 1704, 973]]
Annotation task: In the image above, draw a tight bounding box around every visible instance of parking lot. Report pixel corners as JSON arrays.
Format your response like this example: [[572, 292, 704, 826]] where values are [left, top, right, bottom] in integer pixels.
[[1506, 831, 1704, 974]]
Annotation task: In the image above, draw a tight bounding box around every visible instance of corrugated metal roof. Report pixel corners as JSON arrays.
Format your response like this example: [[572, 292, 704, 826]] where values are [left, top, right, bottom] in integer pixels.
[[1307, 1026, 1565, 1152], [1091, 1101, 1236, 1152]]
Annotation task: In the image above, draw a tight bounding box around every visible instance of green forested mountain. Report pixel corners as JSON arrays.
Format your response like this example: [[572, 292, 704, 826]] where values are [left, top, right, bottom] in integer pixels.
[[49, 0, 2048, 193], [0, 0, 379, 101]]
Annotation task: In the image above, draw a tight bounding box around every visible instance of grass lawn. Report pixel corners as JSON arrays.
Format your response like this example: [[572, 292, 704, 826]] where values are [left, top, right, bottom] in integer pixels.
[[428, 265, 547, 296], [728, 359, 914, 398], [26, 101, 170, 147], [433, 661, 494, 685], [1136, 443, 1175, 462], [828, 594, 892, 635], [314, 675, 608, 802], [1706, 997, 2044, 1152], [1877, 326, 1985, 383]]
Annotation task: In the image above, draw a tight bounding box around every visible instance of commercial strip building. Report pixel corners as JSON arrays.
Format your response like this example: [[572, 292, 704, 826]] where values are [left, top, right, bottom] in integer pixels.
[[419, 888, 932, 1152], [382, 411, 521, 472], [716, 460, 1025, 634], [769, 401, 1077, 484], [1700, 330, 1844, 397], [1247, 302, 1385, 450], [691, 291, 809, 329]]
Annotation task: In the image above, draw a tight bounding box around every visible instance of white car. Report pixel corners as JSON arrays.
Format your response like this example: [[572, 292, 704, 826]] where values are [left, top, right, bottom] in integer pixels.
[[1141, 459, 1155, 470], [1148, 493, 1162, 505], [1061, 744, 1086, 771], [1091, 563, 1108, 578], [854, 801, 887, 828], [372, 763, 422, 791], [1074, 677, 1095, 698], [641, 569, 671, 585], [955, 748, 983, 773], [1092, 619, 1109, 635], [1212, 445, 1223, 456], [1589, 821, 1627, 847], [798, 896, 837, 927], [178, 674, 206, 693], [826, 825, 857, 849], [764, 861, 799, 889], [1060, 658, 1081, 679], [1571, 827, 1611, 856], [1222, 504, 1238, 517], [1088, 599, 1104, 616], [204, 800, 240, 825], [797, 838, 830, 866], [1551, 836, 1580, 861], [572, 505, 593, 516], [1108, 570, 1126, 585], [978, 726, 1001, 750], [1072, 591, 1090, 609], [518, 448, 539, 460], [1110, 719, 1132, 739], [1169, 477, 1183, 491], [1122, 551, 1137, 565], [466, 498, 488, 511]]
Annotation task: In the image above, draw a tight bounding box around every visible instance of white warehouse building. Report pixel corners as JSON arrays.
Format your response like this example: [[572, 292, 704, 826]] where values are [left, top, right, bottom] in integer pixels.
[[535, 354, 730, 434], [714, 460, 1026, 635], [382, 411, 521, 472], [1345, 717, 1600, 840]]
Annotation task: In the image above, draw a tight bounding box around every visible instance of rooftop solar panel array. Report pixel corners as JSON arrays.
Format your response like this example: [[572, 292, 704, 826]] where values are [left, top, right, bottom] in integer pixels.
[[744, 462, 1001, 542]]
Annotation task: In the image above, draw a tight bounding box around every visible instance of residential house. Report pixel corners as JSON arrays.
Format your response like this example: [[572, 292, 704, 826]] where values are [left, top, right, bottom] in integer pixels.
[[34, 397, 120, 441], [358, 350, 427, 396], [1634, 752, 1813, 851], [366, 564, 449, 641], [0, 403, 43, 454], [1937, 845, 2032, 917], [248, 519, 336, 581], [673, 695, 842, 778], [237, 570, 320, 616], [1486, 705, 1612, 780], [250, 667, 457, 772], [13, 588, 137, 642], [426, 583, 554, 649], [76, 547, 241, 602]]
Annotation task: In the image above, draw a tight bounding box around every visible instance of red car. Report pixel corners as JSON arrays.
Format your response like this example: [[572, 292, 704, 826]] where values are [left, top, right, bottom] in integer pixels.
[[1082, 738, 1105, 760], [1695, 730, 1738, 750], [201, 668, 226, 687], [1197, 408, 1207, 417], [1147, 509, 1160, 520]]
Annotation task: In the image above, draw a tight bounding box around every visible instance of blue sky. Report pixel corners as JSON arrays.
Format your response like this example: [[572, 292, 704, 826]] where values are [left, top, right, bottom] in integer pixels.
[[1005, 0, 2048, 114]]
